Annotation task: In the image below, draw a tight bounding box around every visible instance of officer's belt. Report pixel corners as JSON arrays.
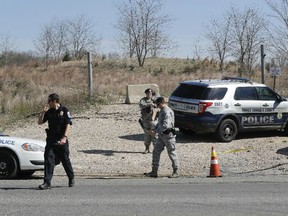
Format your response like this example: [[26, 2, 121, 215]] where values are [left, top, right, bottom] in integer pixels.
[[163, 128, 175, 135]]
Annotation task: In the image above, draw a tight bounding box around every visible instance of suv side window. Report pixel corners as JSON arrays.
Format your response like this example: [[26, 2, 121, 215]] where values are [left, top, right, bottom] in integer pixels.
[[202, 88, 227, 100], [256, 87, 278, 101], [234, 87, 258, 100]]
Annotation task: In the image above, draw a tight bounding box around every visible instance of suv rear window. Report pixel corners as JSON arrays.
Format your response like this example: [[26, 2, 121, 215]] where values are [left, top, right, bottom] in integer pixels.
[[171, 84, 227, 100]]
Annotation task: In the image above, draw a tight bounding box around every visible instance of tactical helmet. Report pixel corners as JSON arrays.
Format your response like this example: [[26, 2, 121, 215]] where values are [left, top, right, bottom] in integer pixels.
[[144, 88, 153, 94]]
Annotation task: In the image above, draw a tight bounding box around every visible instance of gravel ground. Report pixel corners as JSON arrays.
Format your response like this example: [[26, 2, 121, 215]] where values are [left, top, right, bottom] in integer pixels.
[[5, 101, 288, 178]]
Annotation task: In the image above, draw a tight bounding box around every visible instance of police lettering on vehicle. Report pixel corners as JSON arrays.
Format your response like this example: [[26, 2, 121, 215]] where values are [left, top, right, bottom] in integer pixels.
[[0, 139, 15, 145], [242, 108, 275, 113], [241, 116, 274, 125]]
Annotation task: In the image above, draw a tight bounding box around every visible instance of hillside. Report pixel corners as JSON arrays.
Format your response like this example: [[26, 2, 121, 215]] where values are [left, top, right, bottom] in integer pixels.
[[0, 57, 287, 130]]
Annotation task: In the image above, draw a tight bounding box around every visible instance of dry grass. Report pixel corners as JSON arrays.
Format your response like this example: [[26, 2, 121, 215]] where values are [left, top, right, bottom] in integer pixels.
[[0, 56, 287, 130]]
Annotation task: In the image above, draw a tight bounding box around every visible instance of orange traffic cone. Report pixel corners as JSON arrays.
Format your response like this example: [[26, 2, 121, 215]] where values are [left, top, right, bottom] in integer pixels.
[[207, 146, 222, 177]]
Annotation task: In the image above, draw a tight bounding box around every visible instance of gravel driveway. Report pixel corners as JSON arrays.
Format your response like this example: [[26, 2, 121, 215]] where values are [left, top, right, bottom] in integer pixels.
[[6, 102, 288, 178]]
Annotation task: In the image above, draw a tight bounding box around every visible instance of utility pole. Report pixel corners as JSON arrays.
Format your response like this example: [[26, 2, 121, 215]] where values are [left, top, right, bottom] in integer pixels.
[[261, 45, 266, 84], [87, 52, 93, 99]]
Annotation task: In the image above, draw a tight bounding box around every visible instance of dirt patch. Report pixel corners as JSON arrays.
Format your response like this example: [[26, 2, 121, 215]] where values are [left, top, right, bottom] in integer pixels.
[[6, 102, 288, 178]]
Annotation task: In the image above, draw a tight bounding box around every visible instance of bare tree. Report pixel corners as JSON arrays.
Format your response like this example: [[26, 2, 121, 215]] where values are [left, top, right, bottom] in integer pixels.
[[35, 15, 101, 63], [50, 18, 69, 59], [265, 0, 288, 66], [228, 6, 266, 77], [193, 39, 203, 61], [34, 20, 63, 65], [116, 0, 174, 66], [205, 17, 232, 71], [0, 34, 16, 66], [116, 2, 136, 58], [67, 15, 102, 60], [205, 6, 267, 76]]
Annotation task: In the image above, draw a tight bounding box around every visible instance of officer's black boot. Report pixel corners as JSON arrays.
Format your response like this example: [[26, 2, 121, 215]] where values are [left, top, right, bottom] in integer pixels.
[[169, 168, 179, 178], [38, 182, 51, 190], [69, 178, 75, 187], [144, 167, 158, 178]]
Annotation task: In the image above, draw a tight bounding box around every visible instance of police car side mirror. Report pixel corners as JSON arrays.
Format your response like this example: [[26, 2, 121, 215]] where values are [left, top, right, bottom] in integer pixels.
[[277, 95, 286, 102]]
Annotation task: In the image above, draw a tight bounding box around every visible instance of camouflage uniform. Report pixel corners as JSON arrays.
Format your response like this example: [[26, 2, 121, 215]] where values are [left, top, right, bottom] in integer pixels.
[[139, 96, 158, 153], [153, 105, 179, 173]]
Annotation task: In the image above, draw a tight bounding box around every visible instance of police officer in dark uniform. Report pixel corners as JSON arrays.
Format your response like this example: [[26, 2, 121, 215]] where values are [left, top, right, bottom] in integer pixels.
[[38, 93, 75, 190]]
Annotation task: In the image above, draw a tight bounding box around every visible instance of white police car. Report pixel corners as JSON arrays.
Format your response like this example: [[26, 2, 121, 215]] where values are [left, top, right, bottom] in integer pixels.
[[168, 77, 288, 142], [0, 134, 45, 178]]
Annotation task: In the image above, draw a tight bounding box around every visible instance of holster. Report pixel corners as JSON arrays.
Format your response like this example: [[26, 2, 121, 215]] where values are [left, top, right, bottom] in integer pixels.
[[163, 128, 176, 135], [45, 128, 49, 136]]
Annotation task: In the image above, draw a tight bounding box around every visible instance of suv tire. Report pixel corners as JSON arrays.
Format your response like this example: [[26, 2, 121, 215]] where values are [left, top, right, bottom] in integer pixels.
[[283, 122, 288, 136], [216, 119, 238, 142]]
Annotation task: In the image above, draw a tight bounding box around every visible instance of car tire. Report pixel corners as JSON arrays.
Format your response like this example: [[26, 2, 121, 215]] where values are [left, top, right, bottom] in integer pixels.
[[0, 150, 18, 179], [216, 119, 238, 142], [283, 122, 288, 136]]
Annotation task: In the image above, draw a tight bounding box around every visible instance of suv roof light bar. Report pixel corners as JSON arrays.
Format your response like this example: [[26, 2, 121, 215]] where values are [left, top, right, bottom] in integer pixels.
[[221, 76, 250, 83]]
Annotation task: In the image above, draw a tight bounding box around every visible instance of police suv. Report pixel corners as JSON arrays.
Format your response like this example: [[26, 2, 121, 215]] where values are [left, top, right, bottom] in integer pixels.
[[168, 77, 288, 142]]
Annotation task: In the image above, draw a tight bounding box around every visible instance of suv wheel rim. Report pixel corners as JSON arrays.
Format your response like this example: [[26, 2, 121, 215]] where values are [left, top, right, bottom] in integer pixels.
[[224, 127, 231, 136], [0, 161, 7, 170]]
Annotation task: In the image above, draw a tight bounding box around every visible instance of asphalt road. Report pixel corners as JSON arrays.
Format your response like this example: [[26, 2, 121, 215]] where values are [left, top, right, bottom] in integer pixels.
[[1, 175, 288, 216]]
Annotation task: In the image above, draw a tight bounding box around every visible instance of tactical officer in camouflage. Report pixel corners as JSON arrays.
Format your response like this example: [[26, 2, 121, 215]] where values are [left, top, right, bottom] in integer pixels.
[[144, 97, 180, 178], [139, 88, 158, 154]]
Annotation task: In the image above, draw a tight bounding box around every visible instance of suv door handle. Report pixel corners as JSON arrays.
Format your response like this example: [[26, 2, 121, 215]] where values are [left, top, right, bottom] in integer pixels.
[[262, 103, 269, 107], [234, 103, 241, 106]]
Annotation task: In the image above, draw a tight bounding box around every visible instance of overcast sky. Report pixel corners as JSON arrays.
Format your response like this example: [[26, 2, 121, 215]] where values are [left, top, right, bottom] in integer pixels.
[[0, 0, 272, 58]]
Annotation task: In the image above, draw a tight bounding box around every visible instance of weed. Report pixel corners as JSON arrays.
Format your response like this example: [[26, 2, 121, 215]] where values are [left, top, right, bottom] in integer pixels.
[[0, 57, 287, 130]]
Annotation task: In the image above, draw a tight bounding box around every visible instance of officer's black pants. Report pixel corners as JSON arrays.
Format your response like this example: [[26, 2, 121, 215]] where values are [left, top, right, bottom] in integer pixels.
[[44, 139, 74, 184]]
